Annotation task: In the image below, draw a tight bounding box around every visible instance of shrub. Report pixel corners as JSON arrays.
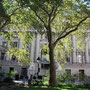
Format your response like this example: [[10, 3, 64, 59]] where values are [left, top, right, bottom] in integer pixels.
[[3, 77, 13, 83], [56, 71, 73, 83], [3, 70, 16, 83]]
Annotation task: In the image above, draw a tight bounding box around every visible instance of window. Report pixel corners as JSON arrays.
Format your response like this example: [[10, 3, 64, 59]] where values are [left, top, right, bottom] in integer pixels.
[[65, 69, 71, 75], [79, 69, 85, 80], [78, 55, 82, 63], [14, 42, 18, 47], [2, 41, 7, 47], [9, 67, 14, 73], [14, 33, 18, 38], [76, 50, 84, 64], [12, 55, 16, 60], [21, 68, 27, 77], [79, 70, 84, 75], [41, 64, 50, 69], [66, 55, 70, 63], [0, 67, 2, 72], [1, 52, 5, 60]]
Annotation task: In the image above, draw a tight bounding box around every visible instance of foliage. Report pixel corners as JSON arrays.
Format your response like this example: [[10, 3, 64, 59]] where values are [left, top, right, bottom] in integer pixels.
[[0, 0, 10, 31], [3, 77, 13, 83], [1, 29, 33, 65], [44, 69, 50, 82], [79, 72, 88, 82], [2, 84, 90, 90], [43, 81, 49, 86], [14, 0, 90, 63], [56, 71, 73, 83], [1, 0, 90, 86], [56, 71, 88, 84], [0, 71, 16, 83], [28, 77, 43, 86], [8, 70, 17, 79], [0, 72, 4, 77], [3, 70, 16, 83], [0, 0, 34, 65], [18, 31, 34, 48], [8, 47, 31, 66], [0, 0, 20, 31]]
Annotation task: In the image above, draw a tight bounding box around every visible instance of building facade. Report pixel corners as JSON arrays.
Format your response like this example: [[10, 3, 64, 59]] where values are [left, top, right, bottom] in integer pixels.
[[0, 31, 49, 80], [57, 31, 90, 78], [0, 30, 90, 80]]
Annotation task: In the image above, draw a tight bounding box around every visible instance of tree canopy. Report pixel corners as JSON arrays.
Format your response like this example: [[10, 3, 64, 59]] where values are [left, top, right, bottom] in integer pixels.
[[0, 0, 90, 87]]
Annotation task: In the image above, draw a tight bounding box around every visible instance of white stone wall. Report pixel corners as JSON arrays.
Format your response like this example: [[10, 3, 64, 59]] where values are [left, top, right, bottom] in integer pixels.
[[0, 30, 90, 78]]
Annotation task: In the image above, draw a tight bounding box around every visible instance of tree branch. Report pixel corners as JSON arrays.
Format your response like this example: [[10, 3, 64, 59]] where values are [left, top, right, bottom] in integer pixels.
[[50, 6, 55, 16], [50, 7, 59, 23], [58, 26, 70, 37], [0, 20, 9, 32], [41, 7, 49, 16], [0, 8, 20, 32], [53, 16, 89, 47], [34, 11, 48, 29]]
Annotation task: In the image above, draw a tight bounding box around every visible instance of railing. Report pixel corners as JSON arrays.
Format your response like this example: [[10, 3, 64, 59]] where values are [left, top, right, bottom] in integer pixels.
[[66, 61, 90, 64], [66, 62, 90, 65]]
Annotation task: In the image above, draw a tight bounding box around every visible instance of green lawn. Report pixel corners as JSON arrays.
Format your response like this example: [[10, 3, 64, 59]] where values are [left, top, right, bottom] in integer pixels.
[[0, 84, 90, 90]]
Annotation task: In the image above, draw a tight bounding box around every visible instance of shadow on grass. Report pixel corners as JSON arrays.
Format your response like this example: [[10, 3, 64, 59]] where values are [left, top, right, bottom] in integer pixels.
[[13, 85, 90, 90], [57, 83, 90, 90], [0, 84, 90, 90], [15, 86, 59, 90]]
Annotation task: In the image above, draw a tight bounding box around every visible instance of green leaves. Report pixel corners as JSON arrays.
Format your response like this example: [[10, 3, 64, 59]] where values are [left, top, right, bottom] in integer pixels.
[[1, 0, 89, 67], [3, 29, 33, 65], [8, 47, 31, 66], [20, 31, 34, 48], [54, 36, 73, 65]]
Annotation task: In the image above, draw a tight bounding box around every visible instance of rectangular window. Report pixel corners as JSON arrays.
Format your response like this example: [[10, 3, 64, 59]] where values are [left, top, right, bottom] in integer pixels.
[[79, 69, 85, 81], [2, 41, 7, 47], [76, 50, 84, 64], [79, 70, 84, 75], [21, 68, 27, 77], [41, 64, 50, 69], [65, 69, 71, 75], [14, 42, 18, 47], [12, 55, 16, 60], [9, 67, 14, 73], [1, 52, 5, 60], [0, 67, 2, 72], [66, 56, 70, 63], [78, 55, 82, 63]]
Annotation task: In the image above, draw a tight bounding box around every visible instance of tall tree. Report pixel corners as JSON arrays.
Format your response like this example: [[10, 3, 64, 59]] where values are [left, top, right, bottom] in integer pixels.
[[15, 0, 90, 87], [1, 0, 89, 87]]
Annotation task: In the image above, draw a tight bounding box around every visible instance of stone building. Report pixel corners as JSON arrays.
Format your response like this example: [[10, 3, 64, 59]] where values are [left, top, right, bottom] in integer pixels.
[[0, 31, 49, 80], [0, 30, 90, 80], [56, 31, 90, 79]]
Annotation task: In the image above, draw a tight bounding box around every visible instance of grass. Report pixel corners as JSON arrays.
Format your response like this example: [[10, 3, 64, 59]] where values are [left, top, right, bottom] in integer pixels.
[[0, 83, 90, 90]]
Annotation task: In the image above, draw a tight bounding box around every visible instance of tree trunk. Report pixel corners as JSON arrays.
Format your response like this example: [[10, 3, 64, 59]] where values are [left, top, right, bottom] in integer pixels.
[[49, 44, 56, 87], [47, 22, 56, 87]]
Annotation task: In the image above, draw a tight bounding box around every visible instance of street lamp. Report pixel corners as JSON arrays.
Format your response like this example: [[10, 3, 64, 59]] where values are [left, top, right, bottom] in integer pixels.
[[37, 57, 41, 62], [37, 57, 41, 76]]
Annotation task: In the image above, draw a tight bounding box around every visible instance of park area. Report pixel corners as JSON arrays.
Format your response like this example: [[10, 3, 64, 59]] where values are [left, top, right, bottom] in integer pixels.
[[0, 0, 90, 90], [0, 83, 90, 90], [0, 71, 90, 90]]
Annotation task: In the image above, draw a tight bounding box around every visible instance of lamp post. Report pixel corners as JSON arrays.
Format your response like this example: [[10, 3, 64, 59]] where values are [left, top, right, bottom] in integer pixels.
[[37, 57, 40, 76]]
